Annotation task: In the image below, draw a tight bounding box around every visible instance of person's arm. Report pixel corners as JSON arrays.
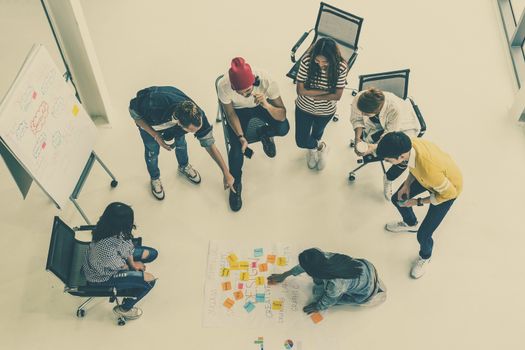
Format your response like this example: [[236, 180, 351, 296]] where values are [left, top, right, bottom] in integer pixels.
[[268, 264, 304, 284], [397, 172, 416, 201], [296, 82, 331, 97], [134, 118, 171, 151], [427, 172, 458, 205], [126, 255, 145, 271], [382, 105, 400, 133], [253, 94, 286, 121], [204, 144, 235, 191], [222, 102, 248, 153], [303, 280, 346, 314], [310, 87, 344, 101]]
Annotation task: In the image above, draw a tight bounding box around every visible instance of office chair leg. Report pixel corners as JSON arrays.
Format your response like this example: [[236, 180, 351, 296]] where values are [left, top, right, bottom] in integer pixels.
[[380, 161, 386, 174], [348, 163, 367, 182], [76, 297, 94, 318]]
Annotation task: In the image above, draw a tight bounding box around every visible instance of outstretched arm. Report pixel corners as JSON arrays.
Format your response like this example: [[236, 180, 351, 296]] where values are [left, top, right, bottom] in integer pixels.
[[205, 144, 235, 191]]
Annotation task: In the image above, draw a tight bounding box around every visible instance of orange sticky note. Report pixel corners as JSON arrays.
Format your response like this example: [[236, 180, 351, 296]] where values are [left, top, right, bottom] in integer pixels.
[[229, 262, 240, 270], [221, 281, 232, 291], [277, 257, 287, 266], [223, 298, 234, 309], [227, 253, 238, 265], [255, 276, 266, 286], [72, 105, 79, 116], [240, 272, 249, 281], [310, 312, 324, 324], [220, 268, 230, 277], [272, 300, 283, 310], [258, 263, 268, 272], [239, 261, 249, 270], [267, 255, 276, 264], [233, 290, 244, 300]]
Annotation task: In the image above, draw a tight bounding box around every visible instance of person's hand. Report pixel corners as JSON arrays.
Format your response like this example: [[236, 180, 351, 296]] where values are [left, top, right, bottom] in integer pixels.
[[354, 139, 365, 156], [267, 274, 286, 285], [303, 302, 319, 315], [223, 172, 235, 192], [154, 134, 172, 151], [397, 183, 411, 202], [399, 198, 417, 207], [132, 261, 146, 271], [239, 136, 248, 153], [253, 93, 269, 108]]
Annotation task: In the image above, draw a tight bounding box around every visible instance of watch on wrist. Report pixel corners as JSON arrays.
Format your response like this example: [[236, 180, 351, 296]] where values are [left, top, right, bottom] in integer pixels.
[[417, 198, 423, 206]]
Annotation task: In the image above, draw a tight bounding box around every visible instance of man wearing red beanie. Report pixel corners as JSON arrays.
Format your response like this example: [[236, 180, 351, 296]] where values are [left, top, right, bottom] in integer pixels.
[[217, 57, 289, 212]]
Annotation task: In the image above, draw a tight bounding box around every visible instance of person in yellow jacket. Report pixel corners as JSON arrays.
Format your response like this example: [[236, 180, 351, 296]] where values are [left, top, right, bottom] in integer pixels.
[[376, 132, 462, 279]]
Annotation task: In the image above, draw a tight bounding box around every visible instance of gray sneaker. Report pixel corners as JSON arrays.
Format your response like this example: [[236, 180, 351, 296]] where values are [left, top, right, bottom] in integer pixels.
[[113, 305, 143, 320], [150, 178, 165, 200], [178, 164, 201, 184], [316, 141, 328, 170]]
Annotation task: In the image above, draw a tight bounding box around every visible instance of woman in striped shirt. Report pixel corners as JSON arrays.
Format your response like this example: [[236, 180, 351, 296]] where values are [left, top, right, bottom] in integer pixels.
[[295, 38, 348, 170]]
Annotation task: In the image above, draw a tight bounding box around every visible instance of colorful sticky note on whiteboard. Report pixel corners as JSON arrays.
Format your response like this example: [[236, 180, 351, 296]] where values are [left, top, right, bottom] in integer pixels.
[[310, 312, 324, 324], [223, 298, 234, 309], [272, 300, 283, 310], [32, 91, 37, 99], [237, 282, 244, 289], [239, 261, 249, 270], [227, 253, 238, 265], [72, 104, 79, 116], [233, 290, 244, 300], [256, 293, 265, 303], [251, 261, 257, 268], [254, 248, 263, 257], [229, 262, 239, 270], [220, 268, 230, 277], [221, 281, 232, 291], [240, 272, 249, 281], [277, 257, 287, 266], [258, 263, 268, 272], [267, 255, 276, 264], [255, 276, 266, 286], [244, 301, 256, 313]]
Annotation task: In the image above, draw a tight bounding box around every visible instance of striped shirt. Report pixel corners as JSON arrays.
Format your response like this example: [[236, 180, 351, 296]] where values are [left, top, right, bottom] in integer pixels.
[[295, 53, 348, 116], [82, 236, 134, 283]]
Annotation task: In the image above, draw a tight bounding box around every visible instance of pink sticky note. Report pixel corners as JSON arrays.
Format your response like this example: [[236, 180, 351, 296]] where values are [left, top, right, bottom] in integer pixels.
[[237, 283, 244, 289], [251, 262, 257, 268], [41, 142, 46, 149], [32, 91, 37, 99]]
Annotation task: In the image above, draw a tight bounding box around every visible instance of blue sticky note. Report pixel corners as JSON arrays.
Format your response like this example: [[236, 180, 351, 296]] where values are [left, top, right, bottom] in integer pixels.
[[254, 248, 263, 257], [244, 301, 256, 313], [256, 293, 265, 303]]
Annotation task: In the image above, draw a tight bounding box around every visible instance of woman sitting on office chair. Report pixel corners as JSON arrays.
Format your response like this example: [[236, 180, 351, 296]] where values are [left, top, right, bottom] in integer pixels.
[[82, 202, 158, 320]]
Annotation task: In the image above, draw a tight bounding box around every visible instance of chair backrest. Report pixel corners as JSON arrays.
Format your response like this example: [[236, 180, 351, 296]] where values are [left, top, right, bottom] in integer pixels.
[[359, 69, 410, 100], [314, 2, 364, 52], [46, 216, 89, 288]]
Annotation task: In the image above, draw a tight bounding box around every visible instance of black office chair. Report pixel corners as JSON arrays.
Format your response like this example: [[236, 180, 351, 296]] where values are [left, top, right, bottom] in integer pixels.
[[46, 216, 141, 326], [215, 75, 266, 154], [348, 69, 426, 182], [286, 2, 364, 81]]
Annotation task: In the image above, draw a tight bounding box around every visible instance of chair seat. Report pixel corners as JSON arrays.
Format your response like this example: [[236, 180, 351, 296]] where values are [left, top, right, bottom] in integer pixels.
[[68, 284, 137, 297]]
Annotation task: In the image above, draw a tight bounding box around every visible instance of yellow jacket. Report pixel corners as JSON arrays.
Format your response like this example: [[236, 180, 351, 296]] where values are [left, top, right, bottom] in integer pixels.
[[409, 138, 463, 205]]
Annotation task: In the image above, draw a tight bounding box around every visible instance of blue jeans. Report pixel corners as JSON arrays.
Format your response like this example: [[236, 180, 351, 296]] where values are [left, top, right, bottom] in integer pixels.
[[139, 127, 189, 180], [91, 246, 158, 311], [391, 180, 455, 259], [295, 107, 333, 149]]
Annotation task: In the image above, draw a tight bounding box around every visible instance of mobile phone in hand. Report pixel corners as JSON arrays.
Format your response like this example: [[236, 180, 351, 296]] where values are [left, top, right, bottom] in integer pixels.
[[244, 147, 254, 159]]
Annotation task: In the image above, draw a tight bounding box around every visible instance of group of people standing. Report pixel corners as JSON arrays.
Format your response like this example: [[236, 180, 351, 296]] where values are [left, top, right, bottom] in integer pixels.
[[81, 37, 463, 321]]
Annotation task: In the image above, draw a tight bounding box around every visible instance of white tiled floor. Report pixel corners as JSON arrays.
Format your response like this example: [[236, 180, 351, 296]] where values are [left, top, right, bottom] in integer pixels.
[[1, 0, 525, 349]]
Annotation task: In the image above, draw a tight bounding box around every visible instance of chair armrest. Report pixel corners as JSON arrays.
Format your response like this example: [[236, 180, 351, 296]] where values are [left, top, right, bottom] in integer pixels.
[[409, 98, 426, 136], [291, 29, 313, 63], [73, 225, 96, 231]]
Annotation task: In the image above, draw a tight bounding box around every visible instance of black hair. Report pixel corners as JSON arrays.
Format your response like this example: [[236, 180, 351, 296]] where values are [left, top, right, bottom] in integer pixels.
[[174, 101, 202, 128], [298, 248, 362, 280], [305, 38, 343, 93], [376, 132, 412, 159], [357, 88, 385, 114], [92, 202, 134, 242]]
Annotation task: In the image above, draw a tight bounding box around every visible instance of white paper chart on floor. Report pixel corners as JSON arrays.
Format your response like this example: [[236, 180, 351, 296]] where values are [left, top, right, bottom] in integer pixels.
[[203, 240, 324, 328]]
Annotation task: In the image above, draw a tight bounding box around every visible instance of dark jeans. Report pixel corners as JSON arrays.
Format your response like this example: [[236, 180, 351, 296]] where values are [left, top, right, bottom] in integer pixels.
[[227, 106, 290, 183], [295, 107, 333, 149], [138, 127, 189, 180], [93, 246, 158, 311], [391, 180, 455, 259], [368, 130, 407, 181]]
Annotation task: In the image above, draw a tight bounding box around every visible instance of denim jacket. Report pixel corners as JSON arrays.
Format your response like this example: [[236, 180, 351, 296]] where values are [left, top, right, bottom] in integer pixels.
[[290, 252, 376, 310]]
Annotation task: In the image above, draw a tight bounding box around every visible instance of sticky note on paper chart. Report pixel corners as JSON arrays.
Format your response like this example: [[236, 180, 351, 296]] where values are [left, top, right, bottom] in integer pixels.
[[229, 262, 240, 270], [233, 291, 244, 300], [251, 261, 257, 268], [237, 282, 244, 289], [223, 298, 235, 309], [220, 268, 230, 277], [240, 272, 249, 281], [277, 257, 287, 266], [254, 248, 263, 257], [272, 300, 283, 310], [256, 293, 265, 302], [244, 301, 256, 313], [255, 276, 266, 286], [267, 255, 276, 264], [258, 263, 268, 272], [72, 104, 79, 116], [221, 281, 232, 291], [310, 312, 324, 324], [227, 253, 238, 265], [239, 261, 249, 270]]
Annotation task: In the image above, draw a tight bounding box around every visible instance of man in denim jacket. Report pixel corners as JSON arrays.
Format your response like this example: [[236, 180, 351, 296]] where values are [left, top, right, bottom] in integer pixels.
[[130, 86, 234, 200]]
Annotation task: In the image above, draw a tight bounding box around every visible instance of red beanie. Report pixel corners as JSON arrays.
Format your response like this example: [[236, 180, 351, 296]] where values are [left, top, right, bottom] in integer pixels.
[[229, 57, 255, 91]]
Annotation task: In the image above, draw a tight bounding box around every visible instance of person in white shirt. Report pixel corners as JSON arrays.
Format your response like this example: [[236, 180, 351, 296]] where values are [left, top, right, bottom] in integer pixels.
[[217, 57, 289, 212], [350, 88, 421, 199]]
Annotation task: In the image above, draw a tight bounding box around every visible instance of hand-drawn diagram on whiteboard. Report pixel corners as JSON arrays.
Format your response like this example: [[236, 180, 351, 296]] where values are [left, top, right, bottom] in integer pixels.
[[203, 241, 315, 328], [0, 44, 97, 208]]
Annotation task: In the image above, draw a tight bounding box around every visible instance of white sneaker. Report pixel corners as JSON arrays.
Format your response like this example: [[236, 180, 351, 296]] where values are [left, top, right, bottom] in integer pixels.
[[316, 142, 328, 170], [383, 175, 393, 200], [385, 221, 419, 233], [113, 305, 143, 320], [150, 178, 165, 200], [410, 256, 431, 279], [178, 164, 201, 184], [306, 149, 318, 169]]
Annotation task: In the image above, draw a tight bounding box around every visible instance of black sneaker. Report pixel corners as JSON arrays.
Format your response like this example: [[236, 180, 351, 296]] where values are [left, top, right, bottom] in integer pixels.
[[257, 127, 276, 158], [229, 182, 242, 212]]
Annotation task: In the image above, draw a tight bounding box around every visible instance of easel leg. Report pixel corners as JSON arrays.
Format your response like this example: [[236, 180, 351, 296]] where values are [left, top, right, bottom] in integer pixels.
[[92, 152, 118, 187], [70, 197, 91, 224]]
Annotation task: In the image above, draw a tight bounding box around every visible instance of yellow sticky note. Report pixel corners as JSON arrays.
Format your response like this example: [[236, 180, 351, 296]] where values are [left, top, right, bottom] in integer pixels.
[[227, 253, 238, 265], [220, 268, 230, 277], [223, 298, 234, 309], [255, 276, 266, 286], [277, 257, 287, 266], [72, 104, 79, 116], [240, 272, 249, 281], [258, 263, 268, 272], [272, 300, 283, 310], [229, 262, 240, 270], [221, 281, 232, 291], [267, 255, 276, 264], [239, 261, 249, 270], [233, 290, 244, 300]]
